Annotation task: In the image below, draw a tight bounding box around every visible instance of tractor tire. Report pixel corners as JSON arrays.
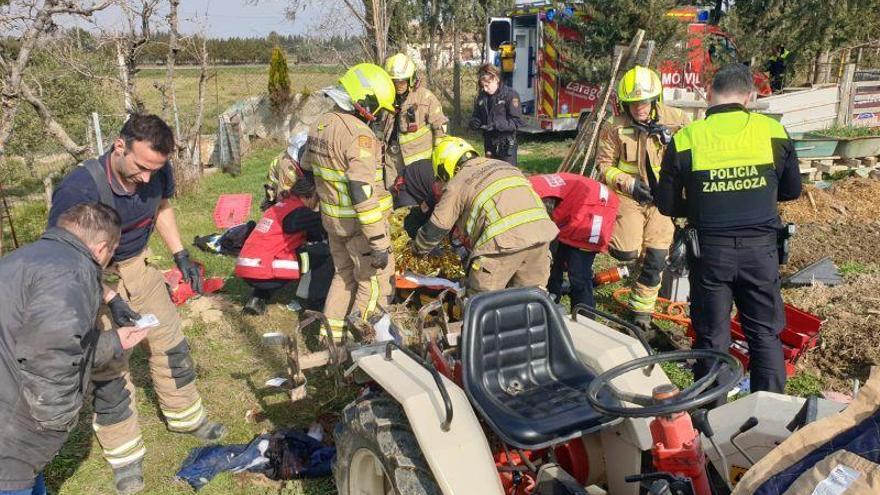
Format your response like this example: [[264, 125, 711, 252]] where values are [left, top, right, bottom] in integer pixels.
[[334, 393, 443, 495]]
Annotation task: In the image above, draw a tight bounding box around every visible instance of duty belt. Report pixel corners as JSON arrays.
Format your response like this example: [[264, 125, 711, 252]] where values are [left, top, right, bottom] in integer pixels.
[[698, 233, 777, 248]]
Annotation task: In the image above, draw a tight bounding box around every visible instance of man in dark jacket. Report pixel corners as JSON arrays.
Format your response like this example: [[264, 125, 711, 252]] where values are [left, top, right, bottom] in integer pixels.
[[0, 203, 149, 495], [469, 63, 524, 166]]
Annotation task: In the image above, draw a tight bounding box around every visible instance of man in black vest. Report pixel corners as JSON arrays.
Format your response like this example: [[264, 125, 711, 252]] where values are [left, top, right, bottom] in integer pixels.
[[48, 115, 225, 494], [656, 64, 802, 396]]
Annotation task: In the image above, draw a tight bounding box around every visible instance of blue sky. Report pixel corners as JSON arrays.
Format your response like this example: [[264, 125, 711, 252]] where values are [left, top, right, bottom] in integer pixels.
[[76, 0, 352, 38]]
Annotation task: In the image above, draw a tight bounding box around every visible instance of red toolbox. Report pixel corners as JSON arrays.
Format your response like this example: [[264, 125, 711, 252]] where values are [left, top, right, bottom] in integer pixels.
[[687, 304, 822, 377]]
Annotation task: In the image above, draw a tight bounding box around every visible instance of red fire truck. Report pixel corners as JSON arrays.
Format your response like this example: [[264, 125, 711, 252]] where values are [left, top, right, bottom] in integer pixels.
[[485, 2, 769, 133]]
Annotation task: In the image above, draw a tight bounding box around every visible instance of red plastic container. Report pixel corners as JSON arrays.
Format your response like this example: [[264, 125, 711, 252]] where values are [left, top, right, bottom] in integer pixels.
[[686, 304, 822, 377], [213, 194, 252, 229]]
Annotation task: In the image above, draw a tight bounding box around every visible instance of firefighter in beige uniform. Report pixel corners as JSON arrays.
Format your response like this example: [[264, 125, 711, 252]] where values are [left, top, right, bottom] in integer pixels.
[[382, 53, 448, 189], [302, 63, 397, 340], [595, 66, 689, 329], [413, 137, 558, 293]]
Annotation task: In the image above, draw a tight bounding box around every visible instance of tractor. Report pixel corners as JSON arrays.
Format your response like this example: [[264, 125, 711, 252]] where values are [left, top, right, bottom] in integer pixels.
[[267, 287, 842, 495]]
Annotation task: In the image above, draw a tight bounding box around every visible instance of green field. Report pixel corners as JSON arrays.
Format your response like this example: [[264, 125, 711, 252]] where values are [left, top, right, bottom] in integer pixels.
[[134, 65, 343, 134]]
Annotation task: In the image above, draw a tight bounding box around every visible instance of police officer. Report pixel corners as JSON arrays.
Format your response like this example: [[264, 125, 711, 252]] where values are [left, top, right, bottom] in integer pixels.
[[656, 63, 802, 395], [595, 65, 690, 330], [300, 63, 396, 341], [469, 63, 523, 166], [412, 137, 557, 294]]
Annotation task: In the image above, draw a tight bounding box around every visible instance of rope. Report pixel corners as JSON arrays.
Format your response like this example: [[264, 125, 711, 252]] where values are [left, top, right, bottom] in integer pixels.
[[611, 287, 692, 327]]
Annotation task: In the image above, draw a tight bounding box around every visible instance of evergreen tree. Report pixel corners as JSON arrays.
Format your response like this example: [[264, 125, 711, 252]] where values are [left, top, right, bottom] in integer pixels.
[[551, 0, 684, 84], [267, 46, 292, 109]]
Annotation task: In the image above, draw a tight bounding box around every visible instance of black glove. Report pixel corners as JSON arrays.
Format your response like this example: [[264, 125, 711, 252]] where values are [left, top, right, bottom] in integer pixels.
[[631, 179, 654, 205], [370, 249, 390, 269], [468, 118, 482, 131], [108, 294, 141, 327], [173, 249, 204, 294]]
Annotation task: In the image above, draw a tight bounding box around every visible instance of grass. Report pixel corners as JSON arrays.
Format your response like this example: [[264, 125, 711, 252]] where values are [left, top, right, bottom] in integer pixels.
[[838, 260, 880, 277]]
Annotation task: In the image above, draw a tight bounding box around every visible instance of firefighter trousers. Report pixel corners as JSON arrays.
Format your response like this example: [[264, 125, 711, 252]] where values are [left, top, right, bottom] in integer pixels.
[[324, 229, 395, 339], [467, 242, 552, 295], [609, 195, 674, 315], [689, 237, 786, 402], [92, 250, 205, 469]]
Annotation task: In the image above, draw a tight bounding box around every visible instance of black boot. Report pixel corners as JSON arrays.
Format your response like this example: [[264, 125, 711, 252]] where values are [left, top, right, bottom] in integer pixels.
[[189, 419, 228, 443], [242, 295, 267, 315], [113, 459, 145, 495]]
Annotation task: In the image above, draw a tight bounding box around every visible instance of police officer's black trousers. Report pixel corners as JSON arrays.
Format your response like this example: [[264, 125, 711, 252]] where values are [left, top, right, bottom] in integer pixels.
[[483, 134, 518, 166], [688, 236, 786, 397]]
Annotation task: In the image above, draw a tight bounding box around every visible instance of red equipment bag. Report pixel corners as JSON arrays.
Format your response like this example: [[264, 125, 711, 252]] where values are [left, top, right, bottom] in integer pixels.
[[529, 173, 619, 252], [164, 263, 225, 306]]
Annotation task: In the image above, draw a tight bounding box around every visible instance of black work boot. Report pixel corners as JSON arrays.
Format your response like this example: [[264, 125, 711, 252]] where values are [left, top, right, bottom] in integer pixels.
[[189, 419, 228, 443], [242, 295, 267, 316], [113, 459, 145, 495], [630, 310, 657, 341]]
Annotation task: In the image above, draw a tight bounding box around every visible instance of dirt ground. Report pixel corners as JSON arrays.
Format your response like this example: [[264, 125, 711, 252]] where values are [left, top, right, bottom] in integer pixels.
[[779, 178, 880, 389]]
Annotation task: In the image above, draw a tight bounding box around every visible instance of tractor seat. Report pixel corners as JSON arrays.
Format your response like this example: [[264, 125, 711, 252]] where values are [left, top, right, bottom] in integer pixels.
[[461, 287, 620, 450]]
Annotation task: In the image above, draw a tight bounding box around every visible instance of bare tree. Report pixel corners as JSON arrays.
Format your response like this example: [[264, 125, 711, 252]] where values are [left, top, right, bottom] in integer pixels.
[[115, 0, 160, 114], [282, 0, 399, 63], [0, 0, 114, 160]]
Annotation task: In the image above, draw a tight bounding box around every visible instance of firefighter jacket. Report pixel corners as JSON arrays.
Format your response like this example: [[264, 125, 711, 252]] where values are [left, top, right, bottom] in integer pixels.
[[656, 103, 802, 236], [235, 195, 317, 281], [596, 103, 689, 196], [415, 157, 558, 258], [263, 152, 301, 207], [385, 83, 448, 166], [302, 111, 393, 251], [529, 173, 620, 252]]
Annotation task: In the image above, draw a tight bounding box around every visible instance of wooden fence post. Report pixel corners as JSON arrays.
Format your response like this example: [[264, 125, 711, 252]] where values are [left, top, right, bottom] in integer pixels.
[[837, 63, 856, 127]]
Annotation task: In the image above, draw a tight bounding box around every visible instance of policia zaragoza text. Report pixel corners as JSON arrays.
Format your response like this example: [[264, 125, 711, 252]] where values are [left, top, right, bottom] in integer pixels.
[[702, 165, 768, 193]]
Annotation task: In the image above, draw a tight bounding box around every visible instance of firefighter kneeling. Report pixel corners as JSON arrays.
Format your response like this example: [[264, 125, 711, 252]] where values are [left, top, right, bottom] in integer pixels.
[[235, 176, 332, 316], [412, 136, 558, 294], [595, 65, 690, 330]]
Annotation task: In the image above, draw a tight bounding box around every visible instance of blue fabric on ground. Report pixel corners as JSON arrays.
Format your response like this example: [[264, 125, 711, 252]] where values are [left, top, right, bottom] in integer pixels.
[[176, 430, 336, 490], [175, 435, 270, 490]]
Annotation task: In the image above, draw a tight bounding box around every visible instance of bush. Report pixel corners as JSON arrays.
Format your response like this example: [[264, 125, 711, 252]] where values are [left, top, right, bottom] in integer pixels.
[[267, 47, 292, 109]]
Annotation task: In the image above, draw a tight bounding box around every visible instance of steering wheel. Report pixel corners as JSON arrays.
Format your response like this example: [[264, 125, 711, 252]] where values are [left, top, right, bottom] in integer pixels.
[[586, 349, 743, 418]]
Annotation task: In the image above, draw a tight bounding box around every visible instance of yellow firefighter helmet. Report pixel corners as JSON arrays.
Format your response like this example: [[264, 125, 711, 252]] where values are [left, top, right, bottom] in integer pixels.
[[384, 53, 416, 85], [617, 65, 663, 104], [338, 63, 396, 121], [432, 136, 477, 181]]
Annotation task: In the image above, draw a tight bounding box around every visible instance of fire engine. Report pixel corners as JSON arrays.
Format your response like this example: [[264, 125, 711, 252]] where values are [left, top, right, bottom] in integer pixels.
[[485, 2, 770, 133]]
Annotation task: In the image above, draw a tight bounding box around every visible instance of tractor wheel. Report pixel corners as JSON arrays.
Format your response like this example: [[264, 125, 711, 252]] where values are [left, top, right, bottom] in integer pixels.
[[334, 393, 443, 495]]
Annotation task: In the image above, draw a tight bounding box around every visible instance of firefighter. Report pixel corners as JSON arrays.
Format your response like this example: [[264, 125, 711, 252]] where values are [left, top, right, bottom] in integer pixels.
[[48, 114, 226, 494], [262, 132, 308, 210], [382, 53, 448, 189], [595, 65, 690, 331], [412, 136, 558, 294], [530, 173, 620, 309], [236, 176, 330, 316], [656, 63, 802, 396], [300, 63, 397, 341], [469, 63, 523, 166]]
